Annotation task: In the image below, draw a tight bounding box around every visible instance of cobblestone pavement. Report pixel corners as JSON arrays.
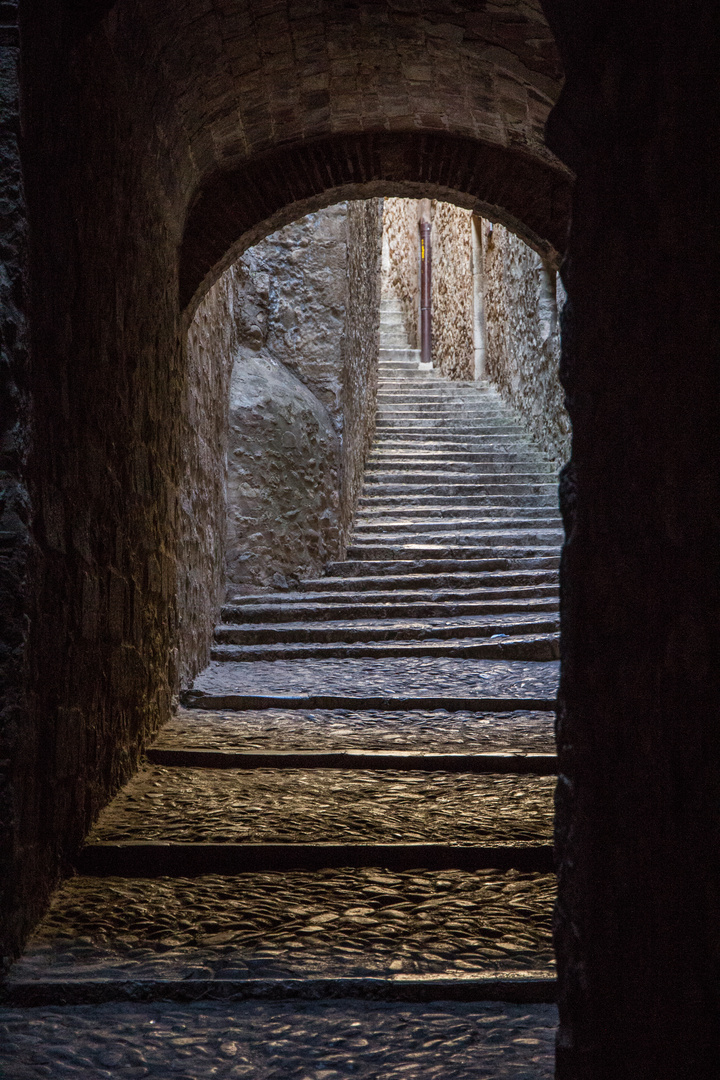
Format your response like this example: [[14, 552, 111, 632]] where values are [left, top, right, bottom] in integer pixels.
[[189, 658, 559, 701], [0, 1000, 557, 1079], [14, 870, 555, 981], [162, 708, 556, 753], [89, 767, 554, 845]]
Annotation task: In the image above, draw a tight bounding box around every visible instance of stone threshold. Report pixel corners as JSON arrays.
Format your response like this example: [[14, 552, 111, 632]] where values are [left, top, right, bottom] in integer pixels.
[[182, 692, 557, 712], [0, 972, 557, 1007], [76, 842, 555, 876], [146, 748, 557, 773]]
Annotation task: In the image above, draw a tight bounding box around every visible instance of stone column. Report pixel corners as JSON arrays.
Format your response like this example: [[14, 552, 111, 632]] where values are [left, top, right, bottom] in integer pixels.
[[542, 2, 720, 1076]]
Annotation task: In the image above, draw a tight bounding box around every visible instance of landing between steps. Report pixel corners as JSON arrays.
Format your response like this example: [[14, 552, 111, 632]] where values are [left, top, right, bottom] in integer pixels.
[[185, 657, 559, 711]]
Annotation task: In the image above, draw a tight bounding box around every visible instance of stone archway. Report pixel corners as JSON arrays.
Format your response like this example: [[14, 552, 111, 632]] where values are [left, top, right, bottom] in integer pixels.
[[179, 131, 572, 314]]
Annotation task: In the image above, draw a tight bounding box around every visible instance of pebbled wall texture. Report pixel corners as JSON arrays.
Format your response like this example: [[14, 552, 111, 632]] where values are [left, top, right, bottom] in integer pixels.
[[220, 200, 382, 594]]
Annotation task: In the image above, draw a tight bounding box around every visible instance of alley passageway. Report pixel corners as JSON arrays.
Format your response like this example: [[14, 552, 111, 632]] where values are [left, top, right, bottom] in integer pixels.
[[2, 308, 563, 1076]]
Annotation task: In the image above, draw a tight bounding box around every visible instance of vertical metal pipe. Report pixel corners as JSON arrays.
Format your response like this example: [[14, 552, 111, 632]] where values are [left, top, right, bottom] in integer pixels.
[[419, 220, 432, 366]]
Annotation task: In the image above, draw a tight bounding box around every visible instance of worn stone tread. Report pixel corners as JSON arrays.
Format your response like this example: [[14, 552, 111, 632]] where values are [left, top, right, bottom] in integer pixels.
[[157, 707, 556, 754], [9, 869, 555, 983], [209, 635, 559, 664], [87, 766, 554, 845], [189, 658, 559, 701], [0, 1000, 557, 1077]]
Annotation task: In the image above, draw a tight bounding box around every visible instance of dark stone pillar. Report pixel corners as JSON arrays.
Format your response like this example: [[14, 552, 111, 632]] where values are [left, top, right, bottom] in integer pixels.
[[542, 3, 720, 1076]]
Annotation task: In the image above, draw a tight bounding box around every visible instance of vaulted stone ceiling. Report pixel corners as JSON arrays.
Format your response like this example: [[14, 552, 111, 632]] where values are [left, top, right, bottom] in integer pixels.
[[88, 1, 568, 308]]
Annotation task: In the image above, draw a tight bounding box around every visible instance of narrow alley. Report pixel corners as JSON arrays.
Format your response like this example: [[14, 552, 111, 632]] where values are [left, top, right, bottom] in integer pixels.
[[2, 289, 562, 1077]]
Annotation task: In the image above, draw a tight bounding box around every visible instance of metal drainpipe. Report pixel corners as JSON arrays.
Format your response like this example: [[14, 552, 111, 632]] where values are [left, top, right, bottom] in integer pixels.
[[419, 220, 432, 367]]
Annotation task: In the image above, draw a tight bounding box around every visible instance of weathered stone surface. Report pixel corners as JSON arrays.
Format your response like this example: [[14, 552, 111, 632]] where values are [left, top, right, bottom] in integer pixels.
[[190, 658, 559, 703], [226, 353, 340, 590], [430, 202, 476, 380], [12, 869, 555, 981], [222, 200, 381, 591], [0, 1000, 557, 1078], [161, 708, 556, 754], [87, 766, 555, 846], [483, 223, 570, 467]]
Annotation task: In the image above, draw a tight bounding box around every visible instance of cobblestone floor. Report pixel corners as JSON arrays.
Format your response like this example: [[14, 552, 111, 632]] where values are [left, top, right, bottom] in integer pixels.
[[0, 1000, 557, 1078], [13, 870, 555, 981], [160, 708, 556, 753], [89, 768, 554, 845], [189, 658, 559, 700]]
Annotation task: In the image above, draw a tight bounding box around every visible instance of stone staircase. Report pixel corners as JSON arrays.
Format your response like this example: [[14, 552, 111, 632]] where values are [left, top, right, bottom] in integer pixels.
[[0, 354, 561, 1076]]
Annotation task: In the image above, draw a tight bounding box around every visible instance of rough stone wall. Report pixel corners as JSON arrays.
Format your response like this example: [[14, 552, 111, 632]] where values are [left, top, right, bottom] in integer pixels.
[[382, 198, 419, 347], [179, 273, 237, 685], [430, 202, 475, 380], [0, 4, 31, 966], [220, 201, 381, 594], [340, 199, 383, 549], [483, 222, 570, 467], [226, 355, 340, 591]]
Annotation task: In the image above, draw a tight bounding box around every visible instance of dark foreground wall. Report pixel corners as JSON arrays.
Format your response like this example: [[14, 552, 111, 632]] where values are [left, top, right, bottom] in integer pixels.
[[544, 1, 720, 1076]]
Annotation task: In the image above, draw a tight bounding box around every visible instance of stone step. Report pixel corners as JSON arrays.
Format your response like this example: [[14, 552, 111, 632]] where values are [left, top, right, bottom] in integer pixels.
[[351, 522, 562, 539], [0, 998, 559, 1074], [375, 420, 523, 432], [361, 483, 558, 498], [217, 604, 558, 629], [345, 545, 560, 562], [325, 556, 560, 577], [145, 747, 557, 773], [210, 633, 559, 663], [365, 462, 554, 479], [372, 433, 545, 447], [215, 619, 557, 650], [5, 866, 555, 990], [348, 529, 563, 546], [184, 657, 559, 711], [355, 507, 560, 522], [159, 705, 556, 756], [84, 761, 555, 845], [358, 493, 559, 508], [228, 583, 559, 605], [296, 570, 559, 593], [368, 448, 549, 462]]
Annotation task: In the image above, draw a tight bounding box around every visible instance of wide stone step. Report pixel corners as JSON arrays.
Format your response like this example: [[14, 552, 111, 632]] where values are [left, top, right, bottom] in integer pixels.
[[358, 493, 559, 508], [325, 556, 561, 577], [345, 545, 561, 562], [368, 449, 550, 463], [355, 507, 561, 522], [297, 569, 559, 593], [352, 517, 562, 535], [84, 764, 555, 848], [348, 529, 563, 547], [220, 600, 558, 627], [184, 657, 559, 712], [146, 747, 557, 774], [365, 460, 555, 477], [214, 618, 557, 649], [361, 484, 558, 500], [7, 867, 554, 987], [228, 583, 559, 606], [159, 705, 557, 755], [210, 633, 559, 663], [0, 999, 559, 1075]]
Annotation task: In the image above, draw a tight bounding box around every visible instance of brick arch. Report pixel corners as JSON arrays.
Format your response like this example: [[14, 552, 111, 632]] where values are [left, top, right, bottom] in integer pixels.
[[179, 131, 573, 314]]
